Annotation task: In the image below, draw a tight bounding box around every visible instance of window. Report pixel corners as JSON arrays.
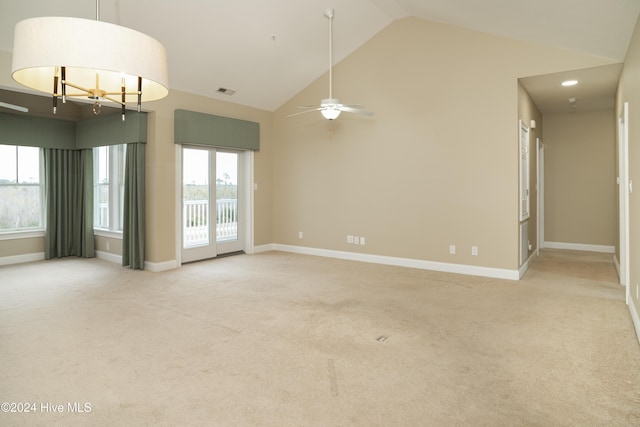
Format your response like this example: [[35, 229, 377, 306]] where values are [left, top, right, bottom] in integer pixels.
[[0, 145, 44, 232], [93, 144, 126, 232]]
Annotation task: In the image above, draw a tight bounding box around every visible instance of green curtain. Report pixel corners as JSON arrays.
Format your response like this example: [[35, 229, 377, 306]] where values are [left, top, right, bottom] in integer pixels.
[[122, 143, 146, 269], [43, 148, 94, 259]]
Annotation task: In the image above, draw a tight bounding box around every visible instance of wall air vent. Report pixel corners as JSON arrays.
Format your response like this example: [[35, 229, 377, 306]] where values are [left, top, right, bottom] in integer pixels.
[[217, 87, 236, 96]]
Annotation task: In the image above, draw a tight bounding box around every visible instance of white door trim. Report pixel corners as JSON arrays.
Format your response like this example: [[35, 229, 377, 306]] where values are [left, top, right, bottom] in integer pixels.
[[175, 144, 183, 266], [618, 102, 630, 303], [536, 138, 544, 255], [243, 151, 255, 254]]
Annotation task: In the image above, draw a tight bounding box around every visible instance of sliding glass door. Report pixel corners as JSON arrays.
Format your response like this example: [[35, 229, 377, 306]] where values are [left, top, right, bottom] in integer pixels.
[[181, 146, 242, 263]]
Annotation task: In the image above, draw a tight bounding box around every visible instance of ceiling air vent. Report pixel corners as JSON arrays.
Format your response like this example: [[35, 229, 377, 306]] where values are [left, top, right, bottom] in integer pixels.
[[217, 87, 236, 96]]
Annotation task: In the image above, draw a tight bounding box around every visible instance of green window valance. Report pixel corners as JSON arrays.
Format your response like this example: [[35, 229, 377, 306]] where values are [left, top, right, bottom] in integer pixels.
[[174, 109, 259, 151], [0, 111, 147, 150], [75, 112, 147, 149], [0, 112, 75, 149]]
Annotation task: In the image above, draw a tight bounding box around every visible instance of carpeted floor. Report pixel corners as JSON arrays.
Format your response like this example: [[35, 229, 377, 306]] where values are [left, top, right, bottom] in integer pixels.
[[1, 249, 639, 426]]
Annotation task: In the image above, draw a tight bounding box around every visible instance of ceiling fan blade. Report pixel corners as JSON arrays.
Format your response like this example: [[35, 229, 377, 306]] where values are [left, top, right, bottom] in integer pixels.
[[0, 101, 28, 113], [338, 105, 374, 116], [286, 107, 322, 118]]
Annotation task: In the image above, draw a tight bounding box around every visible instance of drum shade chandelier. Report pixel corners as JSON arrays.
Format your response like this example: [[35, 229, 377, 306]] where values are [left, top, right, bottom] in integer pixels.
[[10, 0, 168, 121]]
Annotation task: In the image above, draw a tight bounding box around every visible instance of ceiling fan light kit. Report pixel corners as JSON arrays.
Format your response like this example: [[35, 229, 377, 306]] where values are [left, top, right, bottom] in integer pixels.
[[320, 99, 342, 120], [288, 8, 373, 120], [10, 0, 168, 121]]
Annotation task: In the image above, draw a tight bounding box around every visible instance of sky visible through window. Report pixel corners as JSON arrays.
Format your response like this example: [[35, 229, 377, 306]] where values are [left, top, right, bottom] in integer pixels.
[[183, 150, 237, 186], [0, 145, 40, 183]]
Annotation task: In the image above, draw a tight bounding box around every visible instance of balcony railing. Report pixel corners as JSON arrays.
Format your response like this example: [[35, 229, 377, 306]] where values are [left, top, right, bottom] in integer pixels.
[[183, 199, 237, 246]]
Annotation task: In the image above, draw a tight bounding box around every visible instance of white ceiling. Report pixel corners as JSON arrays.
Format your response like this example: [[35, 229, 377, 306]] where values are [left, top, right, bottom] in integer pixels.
[[0, 0, 639, 113]]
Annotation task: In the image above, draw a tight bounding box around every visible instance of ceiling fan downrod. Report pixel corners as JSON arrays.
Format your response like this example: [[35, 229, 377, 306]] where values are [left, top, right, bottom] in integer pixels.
[[325, 8, 335, 102]]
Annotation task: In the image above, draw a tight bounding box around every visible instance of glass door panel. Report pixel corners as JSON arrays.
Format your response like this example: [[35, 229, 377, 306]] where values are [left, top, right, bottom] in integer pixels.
[[181, 147, 216, 262], [216, 151, 242, 254], [181, 147, 243, 263]]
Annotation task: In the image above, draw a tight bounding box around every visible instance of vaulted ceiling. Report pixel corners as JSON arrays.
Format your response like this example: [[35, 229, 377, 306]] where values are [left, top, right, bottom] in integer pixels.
[[1, 0, 639, 114]]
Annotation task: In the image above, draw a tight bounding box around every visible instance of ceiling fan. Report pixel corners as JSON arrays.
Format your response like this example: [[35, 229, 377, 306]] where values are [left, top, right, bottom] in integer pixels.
[[288, 8, 373, 120], [0, 101, 28, 113]]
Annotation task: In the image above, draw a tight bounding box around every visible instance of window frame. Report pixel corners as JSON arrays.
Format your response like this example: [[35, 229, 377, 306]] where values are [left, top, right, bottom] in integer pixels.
[[93, 144, 126, 235], [0, 145, 45, 235]]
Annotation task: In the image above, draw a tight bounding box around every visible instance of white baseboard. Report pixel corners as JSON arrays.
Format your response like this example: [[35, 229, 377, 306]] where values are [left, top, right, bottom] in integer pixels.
[[95, 250, 122, 265], [259, 244, 519, 280], [0, 252, 44, 266], [613, 255, 622, 283], [518, 252, 537, 279], [90, 251, 178, 272], [630, 297, 640, 347], [253, 244, 276, 254], [544, 241, 615, 253], [145, 259, 178, 272]]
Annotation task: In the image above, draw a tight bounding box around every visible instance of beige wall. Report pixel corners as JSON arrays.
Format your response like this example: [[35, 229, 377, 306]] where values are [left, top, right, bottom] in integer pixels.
[[617, 16, 640, 326], [543, 110, 616, 246], [273, 17, 616, 270], [94, 235, 123, 255], [0, 236, 43, 258]]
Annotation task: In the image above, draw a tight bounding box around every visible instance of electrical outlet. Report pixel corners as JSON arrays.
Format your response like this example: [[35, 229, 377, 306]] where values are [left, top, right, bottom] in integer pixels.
[[354, 236, 360, 245], [360, 237, 366, 245], [298, 231, 303, 239], [347, 235, 354, 244], [449, 245, 456, 254], [472, 246, 478, 256]]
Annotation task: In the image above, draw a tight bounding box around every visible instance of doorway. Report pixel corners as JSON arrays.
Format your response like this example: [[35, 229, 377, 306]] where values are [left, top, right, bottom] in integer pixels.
[[181, 146, 243, 263]]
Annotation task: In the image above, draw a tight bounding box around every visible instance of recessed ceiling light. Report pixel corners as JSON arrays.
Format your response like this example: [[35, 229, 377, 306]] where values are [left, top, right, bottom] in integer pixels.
[[562, 80, 578, 87]]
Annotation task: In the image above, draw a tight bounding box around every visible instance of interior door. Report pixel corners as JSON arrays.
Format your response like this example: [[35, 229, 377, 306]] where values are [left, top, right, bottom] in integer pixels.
[[181, 147, 243, 263]]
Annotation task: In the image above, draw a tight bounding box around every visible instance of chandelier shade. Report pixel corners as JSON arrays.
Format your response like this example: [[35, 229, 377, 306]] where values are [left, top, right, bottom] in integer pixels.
[[11, 16, 169, 117]]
